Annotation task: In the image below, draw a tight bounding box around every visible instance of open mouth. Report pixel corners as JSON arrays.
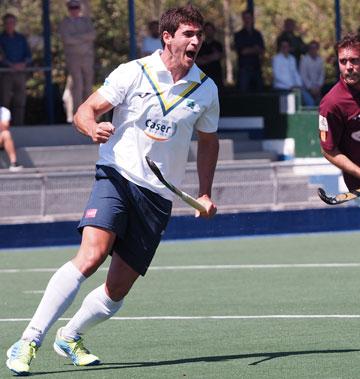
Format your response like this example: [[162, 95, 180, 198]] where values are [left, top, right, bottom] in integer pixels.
[[185, 50, 196, 60]]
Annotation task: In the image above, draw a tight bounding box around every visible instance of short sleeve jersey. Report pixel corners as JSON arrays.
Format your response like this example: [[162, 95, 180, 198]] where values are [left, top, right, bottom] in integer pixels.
[[97, 50, 219, 200], [0, 106, 11, 122], [319, 77, 360, 190]]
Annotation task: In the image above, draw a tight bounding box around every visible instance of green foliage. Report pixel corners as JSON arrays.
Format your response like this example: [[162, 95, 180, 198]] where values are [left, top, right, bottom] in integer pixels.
[[0, 0, 359, 99]]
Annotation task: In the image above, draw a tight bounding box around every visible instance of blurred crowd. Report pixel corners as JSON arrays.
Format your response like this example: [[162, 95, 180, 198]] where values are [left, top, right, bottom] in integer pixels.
[[0, 2, 358, 130]]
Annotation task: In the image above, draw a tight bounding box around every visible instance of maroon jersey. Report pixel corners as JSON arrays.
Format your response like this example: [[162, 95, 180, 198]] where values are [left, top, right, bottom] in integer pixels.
[[319, 77, 360, 190]]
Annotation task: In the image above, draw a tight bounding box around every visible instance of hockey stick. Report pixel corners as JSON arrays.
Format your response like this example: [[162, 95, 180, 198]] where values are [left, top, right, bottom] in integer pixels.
[[145, 156, 206, 212], [317, 187, 360, 205]]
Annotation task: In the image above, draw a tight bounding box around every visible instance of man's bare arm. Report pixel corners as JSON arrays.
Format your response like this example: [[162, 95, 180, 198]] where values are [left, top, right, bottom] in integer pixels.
[[73, 91, 115, 144], [195, 131, 219, 218], [321, 147, 360, 179]]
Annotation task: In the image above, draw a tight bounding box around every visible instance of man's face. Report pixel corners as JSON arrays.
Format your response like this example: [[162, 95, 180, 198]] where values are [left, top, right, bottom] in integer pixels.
[[242, 13, 253, 29], [68, 5, 81, 17], [338, 46, 360, 89], [284, 19, 295, 33], [308, 43, 319, 58], [204, 24, 215, 40], [149, 22, 159, 38], [280, 41, 290, 55], [163, 23, 203, 70], [4, 17, 16, 34]]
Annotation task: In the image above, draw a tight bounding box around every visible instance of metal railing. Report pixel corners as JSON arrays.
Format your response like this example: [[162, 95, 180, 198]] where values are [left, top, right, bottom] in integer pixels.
[[0, 159, 334, 224]]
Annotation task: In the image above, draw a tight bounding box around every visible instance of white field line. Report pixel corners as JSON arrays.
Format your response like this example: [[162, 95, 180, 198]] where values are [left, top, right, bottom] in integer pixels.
[[22, 290, 45, 294], [2, 315, 360, 322], [2, 263, 360, 274]]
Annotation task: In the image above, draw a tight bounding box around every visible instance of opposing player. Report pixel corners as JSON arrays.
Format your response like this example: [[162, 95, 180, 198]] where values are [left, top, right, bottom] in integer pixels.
[[6, 5, 219, 376], [319, 33, 360, 191]]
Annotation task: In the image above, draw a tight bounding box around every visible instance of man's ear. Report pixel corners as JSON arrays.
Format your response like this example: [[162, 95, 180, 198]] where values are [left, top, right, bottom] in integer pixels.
[[162, 31, 172, 46]]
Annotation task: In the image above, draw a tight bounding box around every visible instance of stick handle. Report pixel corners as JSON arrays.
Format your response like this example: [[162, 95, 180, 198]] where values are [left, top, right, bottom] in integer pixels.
[[179, 191, 207, 212]]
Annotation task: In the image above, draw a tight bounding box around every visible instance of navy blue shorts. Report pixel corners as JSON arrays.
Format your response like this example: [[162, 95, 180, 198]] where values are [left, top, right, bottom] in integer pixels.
[[78, 165, 172, 276]]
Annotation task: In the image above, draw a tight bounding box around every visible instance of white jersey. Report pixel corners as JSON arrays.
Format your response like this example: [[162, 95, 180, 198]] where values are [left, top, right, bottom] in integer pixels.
[[97, 50, 219, 201], [0, 106, 11, 123]]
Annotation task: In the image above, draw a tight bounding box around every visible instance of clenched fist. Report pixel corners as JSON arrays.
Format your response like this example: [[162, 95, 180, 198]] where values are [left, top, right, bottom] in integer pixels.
[[90, 122, 115, 144]]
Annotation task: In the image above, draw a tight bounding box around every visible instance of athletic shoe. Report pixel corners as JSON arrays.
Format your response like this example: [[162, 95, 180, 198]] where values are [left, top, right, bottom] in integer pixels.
[[6, 339, 38, 376], [53, 328, 100, 366], [9, 162, 23, 172]]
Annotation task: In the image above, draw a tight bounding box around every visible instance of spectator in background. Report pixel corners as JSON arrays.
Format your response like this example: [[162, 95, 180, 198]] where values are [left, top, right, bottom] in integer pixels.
[[59, 0, 96, 118], [0, 106, 23, 171], [0, 13, 32, 126], [272, 38, 314, 106], [276, 18, 307, 66], [299, 40, 325, 105], [196, 22, 223, 90], [140, 20, 162, 57], [234, 10, 265, 93]]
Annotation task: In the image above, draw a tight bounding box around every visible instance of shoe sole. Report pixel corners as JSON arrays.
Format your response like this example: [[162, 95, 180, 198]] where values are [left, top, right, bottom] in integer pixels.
[[6, 359, 29, 376], [53, 342, 100, 366]]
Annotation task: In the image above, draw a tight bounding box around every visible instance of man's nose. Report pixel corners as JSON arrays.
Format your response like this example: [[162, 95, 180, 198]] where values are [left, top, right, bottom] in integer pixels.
[[191, 35, 201, 45], [345, 61, 353, 70]]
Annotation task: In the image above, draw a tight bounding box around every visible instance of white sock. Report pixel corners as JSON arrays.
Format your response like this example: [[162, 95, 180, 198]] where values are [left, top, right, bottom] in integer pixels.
[[21, 261, 85, 346], [61, 284, 124, 340]]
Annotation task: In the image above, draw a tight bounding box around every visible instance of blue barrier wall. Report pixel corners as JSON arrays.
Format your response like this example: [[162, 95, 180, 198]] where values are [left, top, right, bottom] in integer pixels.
[[1, 207, 360, 249]]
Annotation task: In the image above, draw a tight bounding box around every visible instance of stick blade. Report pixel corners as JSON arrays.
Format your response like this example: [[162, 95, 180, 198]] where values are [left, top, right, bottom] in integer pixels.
[[317, 187, 337, 205], [145, 156, 165, 182]]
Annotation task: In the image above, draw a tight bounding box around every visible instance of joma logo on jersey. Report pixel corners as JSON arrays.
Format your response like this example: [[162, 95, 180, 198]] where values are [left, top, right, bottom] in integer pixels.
[[144, 119, 177, 141]]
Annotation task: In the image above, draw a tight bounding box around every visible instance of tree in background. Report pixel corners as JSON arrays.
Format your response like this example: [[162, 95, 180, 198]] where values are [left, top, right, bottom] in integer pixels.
[[0, 0, 359, 122]]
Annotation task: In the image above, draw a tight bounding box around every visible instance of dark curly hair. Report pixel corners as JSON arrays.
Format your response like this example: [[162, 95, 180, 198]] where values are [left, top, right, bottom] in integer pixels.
[[336, 33, 360, 51], [159, 5, 204, 47]]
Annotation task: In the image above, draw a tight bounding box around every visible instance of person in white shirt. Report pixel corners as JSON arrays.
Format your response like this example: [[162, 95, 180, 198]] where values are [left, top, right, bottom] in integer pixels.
[[272, 38, 314, 106], [6, 5, 219, 376], [299, 40, 325, 105], [0, 106, 22, 171], [140, 20, 162, 57]]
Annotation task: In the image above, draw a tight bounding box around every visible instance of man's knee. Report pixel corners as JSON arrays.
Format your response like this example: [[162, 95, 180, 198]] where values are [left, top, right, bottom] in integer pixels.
[[1, 130, 12, 141], [73, 227, 115, 276], [106, 256, 139, 301]]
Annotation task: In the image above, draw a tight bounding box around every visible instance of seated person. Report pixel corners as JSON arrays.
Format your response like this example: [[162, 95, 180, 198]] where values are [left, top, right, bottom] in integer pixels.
[[0, 106, 23, 171]]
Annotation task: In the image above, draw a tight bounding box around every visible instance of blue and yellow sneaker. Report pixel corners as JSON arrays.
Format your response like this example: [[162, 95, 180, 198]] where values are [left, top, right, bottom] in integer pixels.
[[53, 328, 100, 366], [6, 339, 38, 376]]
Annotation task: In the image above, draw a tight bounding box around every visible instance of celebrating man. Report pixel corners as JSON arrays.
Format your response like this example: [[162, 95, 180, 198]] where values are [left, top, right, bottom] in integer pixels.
[[6, 5, 219, 376]]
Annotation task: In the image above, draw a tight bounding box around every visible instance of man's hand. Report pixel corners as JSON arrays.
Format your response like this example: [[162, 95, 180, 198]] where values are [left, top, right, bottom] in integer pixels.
[[195, 194, 217, 218], [12, 63, 26, 71], [90, 122, 115, 144]]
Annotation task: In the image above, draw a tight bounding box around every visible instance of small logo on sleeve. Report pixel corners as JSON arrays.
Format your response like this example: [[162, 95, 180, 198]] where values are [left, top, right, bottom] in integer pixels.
[[319, 115, 328, 131], [319, 115, 328, 142], [85, 209, 98, 218]]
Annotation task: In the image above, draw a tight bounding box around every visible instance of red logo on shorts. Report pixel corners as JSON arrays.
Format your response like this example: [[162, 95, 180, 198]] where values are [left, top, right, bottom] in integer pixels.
[[85, 209, 97, 218]]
